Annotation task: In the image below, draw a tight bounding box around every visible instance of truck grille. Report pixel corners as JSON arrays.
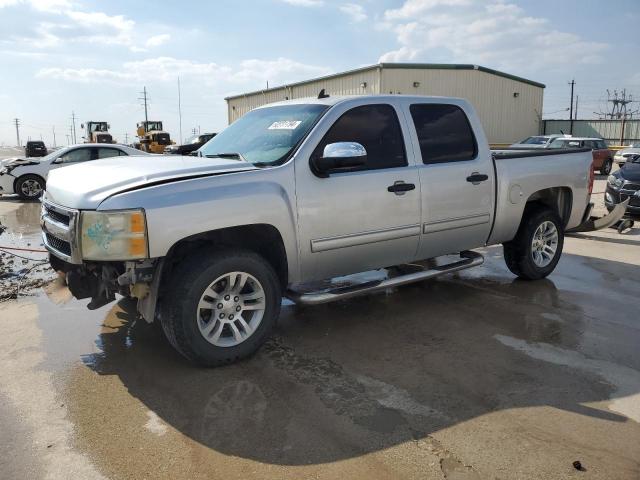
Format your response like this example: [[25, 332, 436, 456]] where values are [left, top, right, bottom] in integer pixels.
[[45, 233, 71, 256], [44, 204, 70, 225], [41, 199, 81, 263]]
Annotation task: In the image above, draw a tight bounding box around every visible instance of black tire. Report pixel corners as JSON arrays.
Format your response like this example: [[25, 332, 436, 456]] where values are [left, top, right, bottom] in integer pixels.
[[15, 174, 45, 200], [160, 248, 281, 367], [503, 205, 564, 280], [600, 159, 613, 175]]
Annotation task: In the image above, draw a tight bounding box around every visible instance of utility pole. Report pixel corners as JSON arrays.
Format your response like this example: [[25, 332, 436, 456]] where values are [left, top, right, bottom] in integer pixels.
[[52, 126, 56, 147], [574, 96, 579, 120], [124, 132, 129, 144], [568, 79, 575, 134], [13, 118, 20, 147], [191, 127, 197, 135], [139, 86, 149, 130], [65, 134, 70, 145], [177, 77, 183, 144], [71, 111, 77, 144]]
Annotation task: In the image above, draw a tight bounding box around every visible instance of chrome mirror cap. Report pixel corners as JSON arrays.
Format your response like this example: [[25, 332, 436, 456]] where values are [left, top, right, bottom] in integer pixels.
[[322, 142, 367, 159]]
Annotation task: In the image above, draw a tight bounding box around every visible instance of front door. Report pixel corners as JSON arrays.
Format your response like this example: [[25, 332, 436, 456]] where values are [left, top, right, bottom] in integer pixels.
[[295, 103, 421, 282]]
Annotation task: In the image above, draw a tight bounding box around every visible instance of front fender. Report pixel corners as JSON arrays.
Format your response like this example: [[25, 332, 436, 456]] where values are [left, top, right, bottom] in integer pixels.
[[97, 166, 301, 284]]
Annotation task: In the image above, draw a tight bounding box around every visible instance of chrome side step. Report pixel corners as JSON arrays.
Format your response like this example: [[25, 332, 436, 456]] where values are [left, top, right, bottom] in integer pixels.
[[286, 250, 484, 306]]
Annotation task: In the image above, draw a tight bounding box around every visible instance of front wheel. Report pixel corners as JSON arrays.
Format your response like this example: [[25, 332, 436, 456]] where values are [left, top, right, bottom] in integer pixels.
[[503, 206, 564, 280], [160, 249, 281, 366], [600, 159, 613, 175], [16, 174, 45, 200]]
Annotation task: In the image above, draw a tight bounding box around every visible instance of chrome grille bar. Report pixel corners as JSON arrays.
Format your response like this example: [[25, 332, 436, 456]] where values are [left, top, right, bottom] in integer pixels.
[[41, 197, 82, 264]]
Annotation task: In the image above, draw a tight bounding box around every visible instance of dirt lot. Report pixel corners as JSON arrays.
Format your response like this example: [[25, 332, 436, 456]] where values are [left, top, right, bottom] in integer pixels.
[[0, 177, 639, 480]]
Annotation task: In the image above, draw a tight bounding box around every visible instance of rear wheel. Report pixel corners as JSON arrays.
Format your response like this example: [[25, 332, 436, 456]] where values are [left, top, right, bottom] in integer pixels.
[[503, 206, 564, 280], [16, 174, 45, 200], [160, 248, 281, 366], [600, 159, 613, 175]]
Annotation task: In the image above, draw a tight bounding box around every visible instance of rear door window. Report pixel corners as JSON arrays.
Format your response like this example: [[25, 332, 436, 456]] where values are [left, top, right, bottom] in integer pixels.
[[97, 148, 121, 159], [315, 104, 407, 171], [409, 104, 477, 164]]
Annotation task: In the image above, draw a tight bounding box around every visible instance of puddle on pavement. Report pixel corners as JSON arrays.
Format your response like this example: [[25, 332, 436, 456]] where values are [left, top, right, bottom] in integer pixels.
[[0, 199, 53, 301]]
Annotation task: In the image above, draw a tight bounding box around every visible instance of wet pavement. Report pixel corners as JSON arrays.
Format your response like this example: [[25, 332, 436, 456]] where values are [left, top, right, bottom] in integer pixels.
[[0, 192, 639, 480]]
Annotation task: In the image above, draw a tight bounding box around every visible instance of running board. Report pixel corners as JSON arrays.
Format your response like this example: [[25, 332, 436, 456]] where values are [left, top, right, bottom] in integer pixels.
[[286, 251, 484, 306]]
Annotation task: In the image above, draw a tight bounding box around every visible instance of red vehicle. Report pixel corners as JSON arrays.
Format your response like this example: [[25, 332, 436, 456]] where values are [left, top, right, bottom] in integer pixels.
[[548, 137, 613, 174]]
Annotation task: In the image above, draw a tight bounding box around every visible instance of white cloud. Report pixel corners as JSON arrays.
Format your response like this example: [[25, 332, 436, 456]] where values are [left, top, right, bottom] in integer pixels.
[[279, 0, 323, 6], [379, 0, 608, 72], [145, 33, 171, 48], [0, 0, 71, 11], [36, 56, 332, 90], [340, 3, 366, 22]]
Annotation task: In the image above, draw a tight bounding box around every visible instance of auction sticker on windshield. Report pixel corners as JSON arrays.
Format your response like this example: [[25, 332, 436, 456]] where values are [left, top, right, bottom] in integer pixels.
[[268, 121, 302, 130]]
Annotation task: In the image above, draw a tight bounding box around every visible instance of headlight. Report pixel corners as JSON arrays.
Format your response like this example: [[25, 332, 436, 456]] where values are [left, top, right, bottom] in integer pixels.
[[80, 209, 148, 260], [607, 175, 623, 189], [0, 167, 7, 175]]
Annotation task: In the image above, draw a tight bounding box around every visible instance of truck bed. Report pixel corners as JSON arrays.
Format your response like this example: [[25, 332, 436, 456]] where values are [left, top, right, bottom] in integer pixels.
[[487, 148, 593, 245]]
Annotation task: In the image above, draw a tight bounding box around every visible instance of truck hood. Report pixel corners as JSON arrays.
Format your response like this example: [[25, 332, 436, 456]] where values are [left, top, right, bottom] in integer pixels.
[[45, 155, 257, 209]]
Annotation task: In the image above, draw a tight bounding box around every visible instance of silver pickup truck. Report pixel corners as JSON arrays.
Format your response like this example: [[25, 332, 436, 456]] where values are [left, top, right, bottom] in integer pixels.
[[42, 95, 601, 366]]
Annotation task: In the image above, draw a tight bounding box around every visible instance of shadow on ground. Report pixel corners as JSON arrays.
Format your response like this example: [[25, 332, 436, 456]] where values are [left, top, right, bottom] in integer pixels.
[[78, 251, 640, 466]]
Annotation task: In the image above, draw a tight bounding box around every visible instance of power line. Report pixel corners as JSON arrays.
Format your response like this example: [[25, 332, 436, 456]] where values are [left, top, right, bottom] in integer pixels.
[[568, 79, 575, 133], [139, 86, 149, 128], [70, 111, 77, 144], [14, 118, 20, 147]]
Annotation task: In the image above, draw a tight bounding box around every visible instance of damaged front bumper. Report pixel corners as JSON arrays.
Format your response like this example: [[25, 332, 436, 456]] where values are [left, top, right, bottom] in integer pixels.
[[49, 255, 163, 321]]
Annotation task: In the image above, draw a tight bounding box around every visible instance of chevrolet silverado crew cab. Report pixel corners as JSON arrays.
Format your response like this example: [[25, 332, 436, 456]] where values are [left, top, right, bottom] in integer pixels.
[[42, 95, 600, 366]]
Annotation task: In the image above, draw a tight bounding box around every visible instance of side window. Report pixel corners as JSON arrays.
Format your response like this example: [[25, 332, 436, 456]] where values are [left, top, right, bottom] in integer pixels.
[[409, 104, 477, 164], [97, 148, 121, 159], [315, 104, 407, 171], [58, 148, 92, 164], [598, 140, 608, 150]]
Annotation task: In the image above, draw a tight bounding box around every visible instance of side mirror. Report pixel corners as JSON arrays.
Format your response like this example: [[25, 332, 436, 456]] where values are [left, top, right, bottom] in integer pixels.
[[311, 142, 367, 177]]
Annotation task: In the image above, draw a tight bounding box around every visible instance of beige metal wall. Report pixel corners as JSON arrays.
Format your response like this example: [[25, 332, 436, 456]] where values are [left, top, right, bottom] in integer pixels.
[[227, 68, 380, 123], [226, 66, 543, 144], [382, 69, 543, 144]]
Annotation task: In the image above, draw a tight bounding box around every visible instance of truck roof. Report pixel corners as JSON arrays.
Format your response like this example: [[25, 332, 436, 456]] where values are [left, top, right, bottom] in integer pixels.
[[258, 94, 469, 109]]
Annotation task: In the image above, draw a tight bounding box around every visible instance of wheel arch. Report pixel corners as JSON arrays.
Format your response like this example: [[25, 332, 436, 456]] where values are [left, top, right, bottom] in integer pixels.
[[162, 223, 289, 289], [525, 186, 573, 228]]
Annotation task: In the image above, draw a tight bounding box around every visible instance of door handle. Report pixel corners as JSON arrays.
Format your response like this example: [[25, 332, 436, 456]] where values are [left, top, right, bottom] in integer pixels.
[[466, 173, 489, 185], [387, 181, 415, 195]]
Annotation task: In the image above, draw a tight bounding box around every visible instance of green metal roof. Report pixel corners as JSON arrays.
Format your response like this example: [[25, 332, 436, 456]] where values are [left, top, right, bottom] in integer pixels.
[[225, 63, 545, 100]]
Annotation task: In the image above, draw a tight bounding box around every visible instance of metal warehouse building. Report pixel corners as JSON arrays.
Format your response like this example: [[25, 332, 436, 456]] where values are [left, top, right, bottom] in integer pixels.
[[225, 63, 545, 145]]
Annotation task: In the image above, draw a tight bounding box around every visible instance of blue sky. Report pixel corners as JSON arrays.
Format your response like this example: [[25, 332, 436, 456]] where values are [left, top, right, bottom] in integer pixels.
[[1, 0, 638, 146]]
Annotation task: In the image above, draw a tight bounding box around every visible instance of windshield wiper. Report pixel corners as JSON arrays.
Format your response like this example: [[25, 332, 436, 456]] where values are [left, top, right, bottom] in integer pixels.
[[205, 152, 247, 162]]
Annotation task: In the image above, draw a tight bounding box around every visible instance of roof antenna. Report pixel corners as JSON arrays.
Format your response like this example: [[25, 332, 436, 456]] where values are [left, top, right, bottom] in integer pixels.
[[318, 89, 329, 99]]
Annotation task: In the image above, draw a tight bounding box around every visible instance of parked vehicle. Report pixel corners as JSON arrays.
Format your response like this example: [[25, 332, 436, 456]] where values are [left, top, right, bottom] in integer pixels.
[[0, 143, 145, 200], [613, 143, 640, 165], [164, 133, 216, 155], [135, 120, 173, 154], [82, 121, 114, 144], [509, 134, 567, 149], [548, 137, 613, 175], [42, 95, 618, 366], [606, 153, 640, 220], [25, 140, 47, 157]]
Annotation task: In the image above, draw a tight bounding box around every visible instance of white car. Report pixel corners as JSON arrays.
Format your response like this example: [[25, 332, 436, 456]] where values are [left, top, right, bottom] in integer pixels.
[[613, 143, 640, 165], [0, 143, 146, 200], [509, 134, 570, 149]]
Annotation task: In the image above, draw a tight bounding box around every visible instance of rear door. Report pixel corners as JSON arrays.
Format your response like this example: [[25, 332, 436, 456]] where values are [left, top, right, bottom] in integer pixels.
[[295, 102, 422, 281], [403, 100, 495, 260]]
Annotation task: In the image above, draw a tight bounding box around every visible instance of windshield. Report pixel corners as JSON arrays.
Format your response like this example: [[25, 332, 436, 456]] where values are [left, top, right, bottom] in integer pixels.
[[90, 123, 108, 132], [520, 136, 548, 145], [184, 135, 199, 144], [199, 104, 329, 166]]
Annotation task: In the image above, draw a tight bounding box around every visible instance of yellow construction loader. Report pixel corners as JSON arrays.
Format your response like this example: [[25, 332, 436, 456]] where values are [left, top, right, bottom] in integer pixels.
[[82, 121, 114, 143], [134, 121, 172, 153]]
